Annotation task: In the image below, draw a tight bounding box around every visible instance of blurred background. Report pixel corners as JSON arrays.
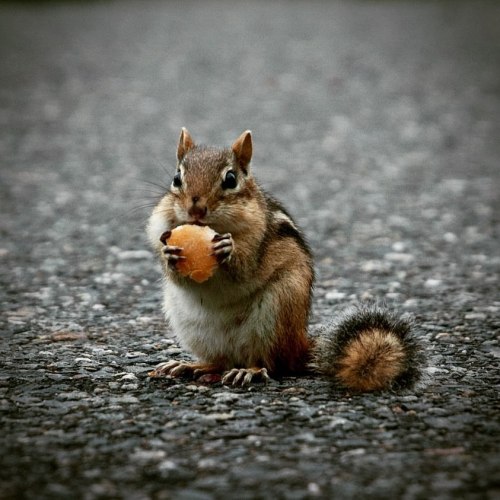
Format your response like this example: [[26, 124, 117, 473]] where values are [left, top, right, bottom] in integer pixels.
[[1, 0, 499, 326], [1, 0, 499, 325], [1, 1, 498, 240]]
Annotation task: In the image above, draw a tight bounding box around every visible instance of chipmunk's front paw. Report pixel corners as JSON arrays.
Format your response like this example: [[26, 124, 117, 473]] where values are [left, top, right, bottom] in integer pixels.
[[212, 233, 233, 264], [160, 231, 186, 271], [222, 367, 270, 387]]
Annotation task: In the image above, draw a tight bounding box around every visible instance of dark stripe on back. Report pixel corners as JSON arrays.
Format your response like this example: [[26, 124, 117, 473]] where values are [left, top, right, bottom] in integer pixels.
[[262, 190, 313, 259]]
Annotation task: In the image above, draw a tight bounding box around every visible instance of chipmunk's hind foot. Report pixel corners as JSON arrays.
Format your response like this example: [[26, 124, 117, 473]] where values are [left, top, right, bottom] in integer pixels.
[[148, 360, 221, 379], [222, 367, 270, 386]]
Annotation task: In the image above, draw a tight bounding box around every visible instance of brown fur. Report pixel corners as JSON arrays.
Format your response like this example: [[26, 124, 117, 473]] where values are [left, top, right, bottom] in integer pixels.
[[335, 329, 405, 391], [257, 237, 313, 374]]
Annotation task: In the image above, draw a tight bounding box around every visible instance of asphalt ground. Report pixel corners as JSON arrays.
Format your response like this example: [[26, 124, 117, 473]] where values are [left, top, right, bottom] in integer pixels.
[[0, 1, 499, 499]]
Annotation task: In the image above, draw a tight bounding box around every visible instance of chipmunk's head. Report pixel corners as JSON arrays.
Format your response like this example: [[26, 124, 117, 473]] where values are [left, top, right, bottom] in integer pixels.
[[165, 127, 258, 232], [148, 128, 263, 248]]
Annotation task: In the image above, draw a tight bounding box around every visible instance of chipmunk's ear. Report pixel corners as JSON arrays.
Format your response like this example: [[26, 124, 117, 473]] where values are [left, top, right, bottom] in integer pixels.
[[231, 130, 252, 171], [177, 127, 195, 162]]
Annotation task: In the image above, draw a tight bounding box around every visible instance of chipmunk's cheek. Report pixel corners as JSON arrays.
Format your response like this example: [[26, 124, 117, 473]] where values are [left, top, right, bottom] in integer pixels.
[[173, 203, 190, 224], [211, 203, 233, 223]]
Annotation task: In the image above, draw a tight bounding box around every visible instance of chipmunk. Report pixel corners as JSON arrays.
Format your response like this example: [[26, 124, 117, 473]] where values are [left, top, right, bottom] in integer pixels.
[[147, 128, 424, 390]]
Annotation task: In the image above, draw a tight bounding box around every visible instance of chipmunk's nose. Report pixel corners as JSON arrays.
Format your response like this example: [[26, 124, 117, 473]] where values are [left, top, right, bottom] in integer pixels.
[[188, 196, 207, 220]]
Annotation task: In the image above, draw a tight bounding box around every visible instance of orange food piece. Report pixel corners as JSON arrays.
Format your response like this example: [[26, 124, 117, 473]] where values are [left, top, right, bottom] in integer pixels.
[[167, 225, 218, 283]]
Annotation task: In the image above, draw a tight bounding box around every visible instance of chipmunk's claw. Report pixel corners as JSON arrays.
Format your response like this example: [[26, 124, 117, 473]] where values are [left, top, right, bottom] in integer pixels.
[[222, 367, 270, 386], [212, 233, 233, 264], [162, 245, 186, 270], [149, 360, 221, 379], [159, 230, 172, 245], [149, 359, 189, 377]]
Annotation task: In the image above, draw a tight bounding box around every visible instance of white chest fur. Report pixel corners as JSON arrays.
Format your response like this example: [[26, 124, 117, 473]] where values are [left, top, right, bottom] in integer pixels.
[[162, 279, 277, 368]]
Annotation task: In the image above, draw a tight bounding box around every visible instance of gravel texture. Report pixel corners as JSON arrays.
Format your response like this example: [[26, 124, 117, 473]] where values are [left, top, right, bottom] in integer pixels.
[[1, 1, 499, 499]]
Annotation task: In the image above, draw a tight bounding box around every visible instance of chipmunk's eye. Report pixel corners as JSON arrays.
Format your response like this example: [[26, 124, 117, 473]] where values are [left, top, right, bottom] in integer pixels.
[[221, 170, 237, 190], [172, 172, 182, 188]]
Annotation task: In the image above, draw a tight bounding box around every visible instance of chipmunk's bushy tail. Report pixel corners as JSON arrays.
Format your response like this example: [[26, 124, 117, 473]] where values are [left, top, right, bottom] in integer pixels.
[[312, 304, 425, 392]]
